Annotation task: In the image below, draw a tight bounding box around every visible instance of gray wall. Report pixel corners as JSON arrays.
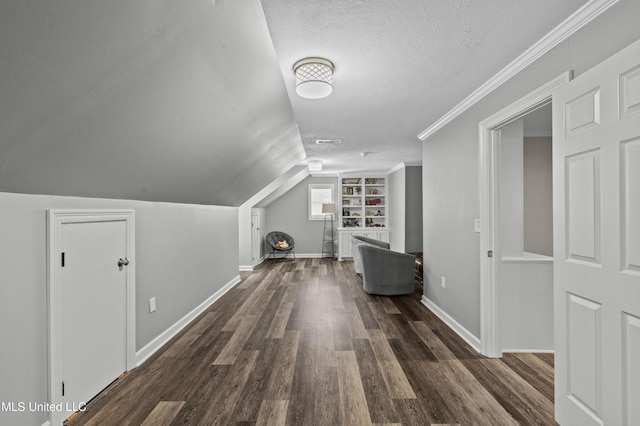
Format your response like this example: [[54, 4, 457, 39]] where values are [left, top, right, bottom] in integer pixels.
[[500, 119, 525, 256], [388, 166, 423, 253], [422, 1, 640, 339], [264, 176, 338, 256], [524, 137, 553, 256], [0, 192, 239, 426], [405, 166, 423, 253], [388, 168, 406, 252], [500, 260, 554, 351]]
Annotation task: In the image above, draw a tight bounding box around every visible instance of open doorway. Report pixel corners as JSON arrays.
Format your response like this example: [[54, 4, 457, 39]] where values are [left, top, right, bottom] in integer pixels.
[[478, 72, 572, 357], [497, 105, 554, 352]]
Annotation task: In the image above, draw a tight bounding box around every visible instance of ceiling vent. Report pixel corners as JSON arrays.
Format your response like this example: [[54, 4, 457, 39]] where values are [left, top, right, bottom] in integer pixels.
[[315, 139, 342, 145]]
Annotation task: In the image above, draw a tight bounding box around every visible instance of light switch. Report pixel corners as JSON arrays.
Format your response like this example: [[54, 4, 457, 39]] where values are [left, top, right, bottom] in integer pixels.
[[149, 297, 156, 313], [474, 219, 481, 233]]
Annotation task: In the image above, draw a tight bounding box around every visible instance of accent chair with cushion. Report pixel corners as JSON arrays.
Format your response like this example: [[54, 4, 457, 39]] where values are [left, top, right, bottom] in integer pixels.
[[265, 231, 295, 260], [356, 242, 415, 296], [351, 235, 390, 275]]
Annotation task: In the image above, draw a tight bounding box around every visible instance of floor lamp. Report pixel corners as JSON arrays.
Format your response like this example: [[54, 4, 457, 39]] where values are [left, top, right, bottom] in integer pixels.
[[321, 203, 337, 259]]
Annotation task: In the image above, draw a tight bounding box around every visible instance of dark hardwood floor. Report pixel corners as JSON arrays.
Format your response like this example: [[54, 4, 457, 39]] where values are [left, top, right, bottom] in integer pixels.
[[66, 258, 557, 425]]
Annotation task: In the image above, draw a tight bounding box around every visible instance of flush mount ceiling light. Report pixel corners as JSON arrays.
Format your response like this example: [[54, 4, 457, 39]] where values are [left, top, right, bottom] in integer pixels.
[[293, 57, 334, 99], [307, 160, 322, 172]]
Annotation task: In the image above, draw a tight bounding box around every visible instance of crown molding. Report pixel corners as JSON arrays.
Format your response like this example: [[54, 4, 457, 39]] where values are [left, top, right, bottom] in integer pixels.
[[417, 0, 619, 141]]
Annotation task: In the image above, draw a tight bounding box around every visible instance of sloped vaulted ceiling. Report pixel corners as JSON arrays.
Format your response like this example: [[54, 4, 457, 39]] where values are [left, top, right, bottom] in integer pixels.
[[0, 0, 304, 206]]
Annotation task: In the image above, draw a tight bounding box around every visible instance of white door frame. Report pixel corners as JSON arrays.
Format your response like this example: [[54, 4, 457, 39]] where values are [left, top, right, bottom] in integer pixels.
[[478, 72, 572, 357], [47, 209, 136, 426]]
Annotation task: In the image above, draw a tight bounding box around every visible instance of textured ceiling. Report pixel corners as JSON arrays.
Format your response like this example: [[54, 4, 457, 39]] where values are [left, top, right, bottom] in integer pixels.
[[262, 0, 588, 174]]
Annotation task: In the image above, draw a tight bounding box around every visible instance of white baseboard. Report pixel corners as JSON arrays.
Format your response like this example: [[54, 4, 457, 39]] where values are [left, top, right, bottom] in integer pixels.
[[503, 349, 555, 354], [295, 253, 324, 258], [421, 295, 482, 353], [135, 275, 242, 366], [240, 255, 268, 271], [259, 253, 326, 259]]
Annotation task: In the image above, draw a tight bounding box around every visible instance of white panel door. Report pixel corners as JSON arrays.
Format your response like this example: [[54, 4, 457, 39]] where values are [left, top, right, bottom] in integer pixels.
[[553, 39, 640, 425], [251, 212, 261, 266], [60, 219, 128, 419]]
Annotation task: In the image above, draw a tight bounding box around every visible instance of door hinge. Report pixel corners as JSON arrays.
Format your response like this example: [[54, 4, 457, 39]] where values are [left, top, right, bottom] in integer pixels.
[[62, 381, 65, 396], [61, 252, 65, 267], [487, 250, 493, 258]]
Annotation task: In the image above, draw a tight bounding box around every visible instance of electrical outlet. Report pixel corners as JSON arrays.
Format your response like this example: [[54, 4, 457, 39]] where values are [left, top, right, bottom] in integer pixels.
[[441, 276, 446, 288], [474, 218, 481, 233], [149, 297, 156, 313]]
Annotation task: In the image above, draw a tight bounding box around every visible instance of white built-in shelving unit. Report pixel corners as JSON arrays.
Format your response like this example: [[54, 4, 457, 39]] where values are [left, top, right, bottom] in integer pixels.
[[337, 176, 390, 260]]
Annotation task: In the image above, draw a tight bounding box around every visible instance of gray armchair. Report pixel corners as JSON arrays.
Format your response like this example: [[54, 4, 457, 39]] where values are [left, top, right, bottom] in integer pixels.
[[358, 244, 415, 296], [351, 235, 390, 275]]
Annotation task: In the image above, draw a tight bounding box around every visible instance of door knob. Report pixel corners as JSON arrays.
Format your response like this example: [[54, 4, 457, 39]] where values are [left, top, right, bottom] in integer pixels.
[[118, 258, 130, 267]]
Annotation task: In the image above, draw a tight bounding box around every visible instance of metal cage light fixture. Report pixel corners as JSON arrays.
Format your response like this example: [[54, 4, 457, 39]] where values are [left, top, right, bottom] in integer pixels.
[[293, 57, 334, 99]]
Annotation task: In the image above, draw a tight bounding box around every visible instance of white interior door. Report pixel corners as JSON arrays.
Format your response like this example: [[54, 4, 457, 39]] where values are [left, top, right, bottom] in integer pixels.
[[553, 39, 640, 425], [251, 211, 261, 266], [61, 219, 127, 416], [48, 210, 135, 425]]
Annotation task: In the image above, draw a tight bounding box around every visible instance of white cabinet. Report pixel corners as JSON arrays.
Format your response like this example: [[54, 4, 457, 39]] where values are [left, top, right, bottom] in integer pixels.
[[339, 231, 353, 258], [377, 231, 390, 244]]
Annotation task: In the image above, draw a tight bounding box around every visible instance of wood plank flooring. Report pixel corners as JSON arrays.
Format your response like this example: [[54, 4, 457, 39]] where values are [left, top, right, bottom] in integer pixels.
[[66, 259, 557, 426]]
